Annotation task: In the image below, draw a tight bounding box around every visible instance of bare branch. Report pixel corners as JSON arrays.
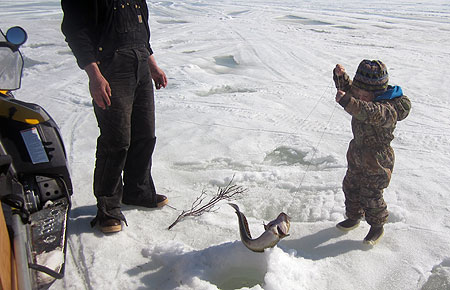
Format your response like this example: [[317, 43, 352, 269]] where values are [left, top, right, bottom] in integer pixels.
[[168, 176, 247, 230]]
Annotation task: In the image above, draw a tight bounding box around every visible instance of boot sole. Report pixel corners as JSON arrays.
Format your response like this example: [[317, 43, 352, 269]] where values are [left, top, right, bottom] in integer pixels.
[[122, 197, 168, 208], [336, 222, 360, 232], [157, 198, 169, 208], [363, 230, 384, 246], [100, 224, 122, 233]]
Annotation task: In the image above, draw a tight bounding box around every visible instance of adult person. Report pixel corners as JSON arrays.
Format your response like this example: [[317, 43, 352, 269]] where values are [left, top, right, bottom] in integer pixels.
[[61, 0, 168, 233]]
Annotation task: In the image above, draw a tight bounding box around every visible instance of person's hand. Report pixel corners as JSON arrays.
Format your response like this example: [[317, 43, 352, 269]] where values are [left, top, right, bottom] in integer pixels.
[[150, 66, 167, 90], [336, 90, 346, 103], [334, 64, 345, 77], [89, 75, 111, 109], [148, 55, 167, 90], [84, 62, 111, 110]]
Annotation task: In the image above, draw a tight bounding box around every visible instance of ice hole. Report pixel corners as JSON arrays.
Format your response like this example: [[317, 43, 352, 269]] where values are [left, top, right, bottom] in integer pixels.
[[208, 266, 265, 290]]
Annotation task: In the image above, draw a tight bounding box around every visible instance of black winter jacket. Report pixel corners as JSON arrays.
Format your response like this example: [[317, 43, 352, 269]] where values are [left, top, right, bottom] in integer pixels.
[[61, 0, 153, 69]]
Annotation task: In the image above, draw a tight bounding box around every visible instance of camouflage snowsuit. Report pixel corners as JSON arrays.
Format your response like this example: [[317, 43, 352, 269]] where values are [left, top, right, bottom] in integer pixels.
[[334, 73, 411, 226]]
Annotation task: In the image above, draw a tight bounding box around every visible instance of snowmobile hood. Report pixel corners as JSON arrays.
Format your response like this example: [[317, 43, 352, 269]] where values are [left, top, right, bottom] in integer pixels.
[[374, 85, 403, 102]]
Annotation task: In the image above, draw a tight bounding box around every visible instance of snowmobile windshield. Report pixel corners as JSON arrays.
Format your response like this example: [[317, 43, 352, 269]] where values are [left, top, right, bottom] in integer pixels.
[[0, 30, 24, 91]]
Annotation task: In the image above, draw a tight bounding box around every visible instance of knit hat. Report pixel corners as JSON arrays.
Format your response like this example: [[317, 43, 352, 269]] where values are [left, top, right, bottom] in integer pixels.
[[352, 60, 389, 94]]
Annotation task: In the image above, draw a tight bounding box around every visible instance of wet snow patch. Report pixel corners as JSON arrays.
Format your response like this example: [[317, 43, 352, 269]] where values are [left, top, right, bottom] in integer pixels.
[[23, 56, 49, 68], [422, 258, 450, 290], [228, 10, 250, 17], [214, 55, 239, 68], [334, 25, 356, 30], [156, 19, 189, 24], [277, 15, 333, 26], [173, 157, 254, 171], [264, 146, 339, 169], [196, 84, 257, 96], [28, 42, 57, 49]]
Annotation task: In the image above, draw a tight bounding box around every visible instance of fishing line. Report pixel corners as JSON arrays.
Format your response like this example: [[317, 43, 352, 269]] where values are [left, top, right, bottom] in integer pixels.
[[292, 74, 342, 192], [267, 71, 342, 158], [252, 78, 339, 193], [294, 83, 339, 193], [158, 76, 340, 194], [274, 82, 335, 149]]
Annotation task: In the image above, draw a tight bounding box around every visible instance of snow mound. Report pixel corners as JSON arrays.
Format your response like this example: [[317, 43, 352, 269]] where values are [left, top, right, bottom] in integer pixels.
[[144, 241, 323, 290]]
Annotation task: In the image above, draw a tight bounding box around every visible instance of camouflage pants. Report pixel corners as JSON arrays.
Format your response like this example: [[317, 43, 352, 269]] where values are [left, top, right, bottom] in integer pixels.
[[342, 140, 395, 226]]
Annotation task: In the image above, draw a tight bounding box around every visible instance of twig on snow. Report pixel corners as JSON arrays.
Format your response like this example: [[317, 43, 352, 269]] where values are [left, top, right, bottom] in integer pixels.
[[168, 177, 247, 230]]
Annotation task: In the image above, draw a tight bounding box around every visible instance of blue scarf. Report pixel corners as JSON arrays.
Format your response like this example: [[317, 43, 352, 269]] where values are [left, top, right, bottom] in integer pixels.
[[374, 85, 403, 101]]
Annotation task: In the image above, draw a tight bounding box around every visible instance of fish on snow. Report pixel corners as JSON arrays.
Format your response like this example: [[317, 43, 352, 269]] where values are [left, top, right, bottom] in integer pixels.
[[229, 203, 291, 252]]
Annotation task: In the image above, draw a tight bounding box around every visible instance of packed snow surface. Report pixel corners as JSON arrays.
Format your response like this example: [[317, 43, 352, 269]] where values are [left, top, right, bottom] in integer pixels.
[[1, 0, 450, 289]]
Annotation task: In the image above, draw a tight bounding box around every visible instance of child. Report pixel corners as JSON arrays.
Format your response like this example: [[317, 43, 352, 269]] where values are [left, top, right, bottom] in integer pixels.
[[333, 60, 411, 245]]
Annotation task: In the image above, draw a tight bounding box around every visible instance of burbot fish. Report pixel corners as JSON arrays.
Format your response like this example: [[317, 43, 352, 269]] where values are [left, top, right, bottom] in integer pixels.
[[229, 203, 291, 252]]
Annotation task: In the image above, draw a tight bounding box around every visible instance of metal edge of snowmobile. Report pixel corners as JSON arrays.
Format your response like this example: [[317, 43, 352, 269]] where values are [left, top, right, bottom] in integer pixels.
[[1, 113, 73, 290]]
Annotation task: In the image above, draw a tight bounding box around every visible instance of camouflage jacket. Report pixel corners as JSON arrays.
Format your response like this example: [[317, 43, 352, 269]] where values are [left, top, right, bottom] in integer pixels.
[[334, 72, 411, 148]]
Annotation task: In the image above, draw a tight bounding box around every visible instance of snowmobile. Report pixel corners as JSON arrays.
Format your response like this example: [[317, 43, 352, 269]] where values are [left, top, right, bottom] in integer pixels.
[[0, 26, 73, 290]]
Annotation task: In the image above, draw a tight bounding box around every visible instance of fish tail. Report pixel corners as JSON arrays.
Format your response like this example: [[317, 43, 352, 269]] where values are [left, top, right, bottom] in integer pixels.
[[228, 203, 239, 212]]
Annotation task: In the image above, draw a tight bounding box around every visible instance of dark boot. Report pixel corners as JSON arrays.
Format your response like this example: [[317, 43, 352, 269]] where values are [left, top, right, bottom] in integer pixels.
[[363, 225, 384, 245], [98, 216, 122, 233], [336, 218, 360, 231], [91, 210, 125, 233], [122, 193, 168, 208], [91, 200, 127, 233]]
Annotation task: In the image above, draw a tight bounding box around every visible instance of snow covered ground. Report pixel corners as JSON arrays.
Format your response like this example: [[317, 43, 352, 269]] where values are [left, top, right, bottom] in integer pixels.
[[1, 0, 450, 289]]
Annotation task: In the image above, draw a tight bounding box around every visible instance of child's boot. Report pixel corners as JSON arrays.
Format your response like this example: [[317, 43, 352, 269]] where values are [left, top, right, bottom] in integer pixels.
[[363, 225, 384, 245], [336, 218, 360, 231]]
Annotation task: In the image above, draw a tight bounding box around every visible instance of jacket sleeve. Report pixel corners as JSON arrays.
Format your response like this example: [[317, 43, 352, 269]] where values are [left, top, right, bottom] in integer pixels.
[[140, 0, 153, 55], [343, 96, 399, 128], [392, 95, 411, 121], [61, 0, 97, 69]]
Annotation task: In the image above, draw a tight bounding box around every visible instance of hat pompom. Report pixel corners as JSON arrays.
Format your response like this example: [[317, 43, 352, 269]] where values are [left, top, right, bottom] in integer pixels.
[[353, 59, 389, 95]]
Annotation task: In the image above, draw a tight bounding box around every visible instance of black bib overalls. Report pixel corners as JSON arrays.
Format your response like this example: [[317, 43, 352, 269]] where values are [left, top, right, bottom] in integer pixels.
[[93, 0, 158, 222]]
